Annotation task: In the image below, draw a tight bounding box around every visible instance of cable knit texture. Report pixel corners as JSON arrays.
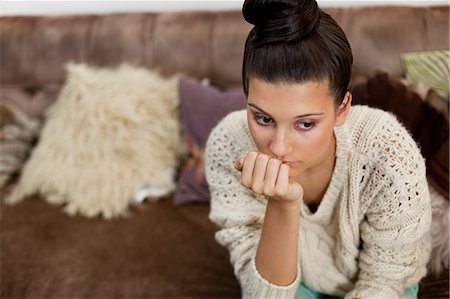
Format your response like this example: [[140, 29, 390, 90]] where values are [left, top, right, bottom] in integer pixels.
[[205, 105, 432, 299]]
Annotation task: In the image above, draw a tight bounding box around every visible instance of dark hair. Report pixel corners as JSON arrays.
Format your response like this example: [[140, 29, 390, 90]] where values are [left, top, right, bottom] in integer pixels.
[[242, 0, 353, 106]]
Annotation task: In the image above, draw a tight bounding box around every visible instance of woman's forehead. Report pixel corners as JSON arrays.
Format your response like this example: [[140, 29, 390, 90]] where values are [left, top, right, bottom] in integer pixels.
[[247, 78, 334, 109]]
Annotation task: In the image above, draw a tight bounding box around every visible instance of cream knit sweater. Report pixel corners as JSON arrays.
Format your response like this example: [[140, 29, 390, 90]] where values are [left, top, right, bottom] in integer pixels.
[[205, 105, 432, 299]]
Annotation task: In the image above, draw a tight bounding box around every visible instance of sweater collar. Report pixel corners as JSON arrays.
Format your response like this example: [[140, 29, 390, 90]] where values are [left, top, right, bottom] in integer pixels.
[[300, 122, 351, 222]]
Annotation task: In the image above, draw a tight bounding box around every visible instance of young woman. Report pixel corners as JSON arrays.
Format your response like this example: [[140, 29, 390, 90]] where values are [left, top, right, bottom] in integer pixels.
[[205, 0, 432, 298]]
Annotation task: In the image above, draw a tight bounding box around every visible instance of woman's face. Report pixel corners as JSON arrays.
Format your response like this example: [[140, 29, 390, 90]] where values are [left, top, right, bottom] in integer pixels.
[[246, 77, 350, 179]]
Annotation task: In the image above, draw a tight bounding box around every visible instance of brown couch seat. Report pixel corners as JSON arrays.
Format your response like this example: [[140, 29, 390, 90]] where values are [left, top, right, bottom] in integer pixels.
[[0, 181, 240, 298]]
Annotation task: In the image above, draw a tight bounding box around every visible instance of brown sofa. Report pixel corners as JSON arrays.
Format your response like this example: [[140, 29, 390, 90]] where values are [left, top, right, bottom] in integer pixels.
[[1, 6, 448, 299]]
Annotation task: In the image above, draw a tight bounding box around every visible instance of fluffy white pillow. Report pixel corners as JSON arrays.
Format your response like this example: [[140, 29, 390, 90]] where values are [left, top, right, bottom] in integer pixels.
[[5, 62, 185, 219]]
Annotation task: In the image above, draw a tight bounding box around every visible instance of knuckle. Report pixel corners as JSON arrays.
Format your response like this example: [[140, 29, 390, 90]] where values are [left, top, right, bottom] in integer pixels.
[[257, 155, 270, 167], [263, 186, 274, 197], [248, 151, 258, 159], [251, 182, 263, 194], [268, 157, 281, 168], [241, 177, 250, 187], [259, 153, 269, 161], [259, 158, 268, 167]]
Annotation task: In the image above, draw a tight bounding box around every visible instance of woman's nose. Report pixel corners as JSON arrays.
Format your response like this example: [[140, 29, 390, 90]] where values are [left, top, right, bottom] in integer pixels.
[[269, 130, 292, 158]]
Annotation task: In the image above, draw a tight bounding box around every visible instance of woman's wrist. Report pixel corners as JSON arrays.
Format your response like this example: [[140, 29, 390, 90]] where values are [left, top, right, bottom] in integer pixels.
[[256, 192, 301, 286], [268, 196, 302, 212]]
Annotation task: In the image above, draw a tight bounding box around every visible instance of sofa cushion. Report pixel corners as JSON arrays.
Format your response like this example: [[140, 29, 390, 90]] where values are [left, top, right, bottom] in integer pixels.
[[401, 50, 450, 99], [4, 62, 185, 219], [173, 78, 246, 205]]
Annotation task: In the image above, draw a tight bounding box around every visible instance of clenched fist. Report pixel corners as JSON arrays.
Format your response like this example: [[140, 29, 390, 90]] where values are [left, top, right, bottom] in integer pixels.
[[235, 151, 304, 204]]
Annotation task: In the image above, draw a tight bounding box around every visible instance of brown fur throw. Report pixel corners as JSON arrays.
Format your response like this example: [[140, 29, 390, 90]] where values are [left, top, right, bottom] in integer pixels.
[[429, 185, 449, 274]]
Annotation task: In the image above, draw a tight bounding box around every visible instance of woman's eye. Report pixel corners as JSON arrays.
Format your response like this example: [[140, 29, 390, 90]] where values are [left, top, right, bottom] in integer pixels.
[[255, 115, 273, 125], [296, 122, 315, 130]]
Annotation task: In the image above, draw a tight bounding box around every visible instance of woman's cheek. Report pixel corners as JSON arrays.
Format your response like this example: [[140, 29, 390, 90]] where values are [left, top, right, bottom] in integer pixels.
[[249, 124, 270, 152], [305, 128, 334, 160]]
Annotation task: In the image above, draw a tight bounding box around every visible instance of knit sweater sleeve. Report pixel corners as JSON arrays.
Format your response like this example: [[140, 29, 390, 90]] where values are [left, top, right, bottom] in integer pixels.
[[345, 113, 432, 299], [205, 112, 301, 299]]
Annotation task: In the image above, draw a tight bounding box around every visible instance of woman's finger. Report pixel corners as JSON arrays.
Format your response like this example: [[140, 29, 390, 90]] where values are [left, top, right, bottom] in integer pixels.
[[251, 154, 270, 193], [263, 158, 282, 196], [275, 163, 291, 197], [234, 158, 244, 171], [241, 151, 258, 187]]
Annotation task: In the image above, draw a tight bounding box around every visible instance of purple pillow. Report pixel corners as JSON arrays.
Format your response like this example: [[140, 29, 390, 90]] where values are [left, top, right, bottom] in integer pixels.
[[173, 78, 246, 205]]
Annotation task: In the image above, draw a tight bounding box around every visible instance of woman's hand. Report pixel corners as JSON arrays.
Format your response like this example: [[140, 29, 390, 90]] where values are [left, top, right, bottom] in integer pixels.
[[235, 151, 303, 204]]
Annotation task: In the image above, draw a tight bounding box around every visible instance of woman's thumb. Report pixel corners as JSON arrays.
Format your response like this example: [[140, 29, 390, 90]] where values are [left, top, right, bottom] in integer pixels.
[[235, 158, 244, 171]]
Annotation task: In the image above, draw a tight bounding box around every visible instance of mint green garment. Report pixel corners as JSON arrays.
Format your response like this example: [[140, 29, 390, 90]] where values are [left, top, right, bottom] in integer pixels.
[[241, 283, 419, 299]]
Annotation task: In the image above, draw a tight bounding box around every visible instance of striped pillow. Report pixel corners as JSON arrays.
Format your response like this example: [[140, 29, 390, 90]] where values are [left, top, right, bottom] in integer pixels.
[[401, 50, 449, 100]]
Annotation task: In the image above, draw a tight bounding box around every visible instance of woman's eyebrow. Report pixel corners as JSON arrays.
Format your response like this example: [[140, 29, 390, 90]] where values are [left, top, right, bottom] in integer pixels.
[[247, 103, 325, 118]]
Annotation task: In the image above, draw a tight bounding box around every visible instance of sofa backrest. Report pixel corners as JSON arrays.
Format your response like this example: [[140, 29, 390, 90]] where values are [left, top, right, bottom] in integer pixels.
[[0, 6, 448, 118]]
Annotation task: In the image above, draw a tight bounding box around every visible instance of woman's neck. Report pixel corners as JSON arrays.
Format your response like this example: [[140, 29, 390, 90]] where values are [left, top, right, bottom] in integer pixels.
[[293, 132, 337, 209]]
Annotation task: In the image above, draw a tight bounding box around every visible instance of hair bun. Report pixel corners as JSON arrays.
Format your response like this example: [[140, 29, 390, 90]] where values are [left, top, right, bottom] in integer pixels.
[[243, 0, 321, 45]]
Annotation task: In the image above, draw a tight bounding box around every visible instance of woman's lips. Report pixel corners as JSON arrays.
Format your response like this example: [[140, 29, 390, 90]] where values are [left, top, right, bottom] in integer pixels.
[[282, 161, 298, 167]]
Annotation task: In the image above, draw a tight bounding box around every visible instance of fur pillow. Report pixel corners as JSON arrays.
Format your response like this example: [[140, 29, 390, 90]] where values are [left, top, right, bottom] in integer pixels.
[[4, 62, 185, 219], [0, 102, 41, 188]]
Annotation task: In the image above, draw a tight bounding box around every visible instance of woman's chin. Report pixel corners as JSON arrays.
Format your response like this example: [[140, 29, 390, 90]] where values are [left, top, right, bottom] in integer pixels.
[[288, 167, 303, 179]]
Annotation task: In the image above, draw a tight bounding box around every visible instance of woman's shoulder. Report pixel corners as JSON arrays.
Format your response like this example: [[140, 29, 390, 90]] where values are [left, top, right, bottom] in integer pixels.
[[347, 105, 425, 179], [205, 109, 255, 161], [215, 109, 248, 131], [347, 105, 395, 130], [206, 109, 251, 145], [347, 105, 416, 150]]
